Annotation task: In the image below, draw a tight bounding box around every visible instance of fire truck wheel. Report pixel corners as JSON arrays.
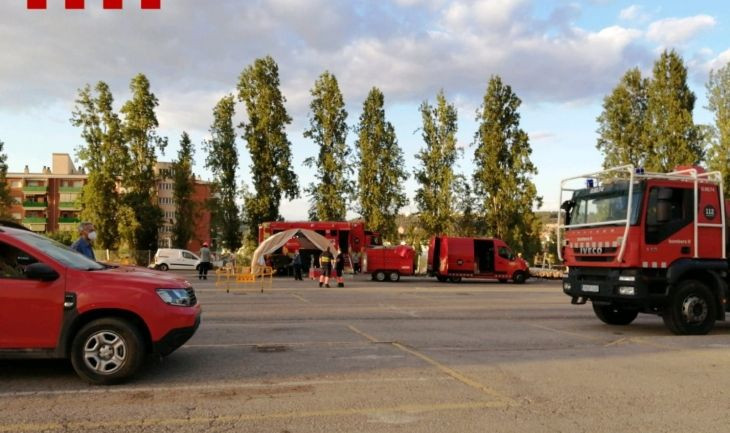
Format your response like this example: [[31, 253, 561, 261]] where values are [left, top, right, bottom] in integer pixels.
[[662, 280, 717, 335], [374, 271, 387, 282], [512, 271, 527, 284], [436, 275, 448, 283], [592, 303, 639, 325], [387, 271, 400, 282]]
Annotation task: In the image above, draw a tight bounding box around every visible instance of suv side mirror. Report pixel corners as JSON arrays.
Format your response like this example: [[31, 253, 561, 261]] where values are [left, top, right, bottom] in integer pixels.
[[25, 263, 59, 281]]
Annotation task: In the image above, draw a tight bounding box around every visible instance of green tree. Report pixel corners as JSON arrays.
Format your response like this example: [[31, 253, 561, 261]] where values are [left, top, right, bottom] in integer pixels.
[[303, 71, 351, 220], [354, 87, 408, 240], [205, 95, 243, 250], [596, 68, 649, 168], [238, 56, 299, 242], [644, 50, 703, 171], [0, 140, 12, 219], [414, 90, 459, 236], [472, 75, 542, 255], [120, 73, 167, 253], [71, 82, 128, 250], [172, 132, 196, 248], [706, 61, 730, 197], [452, 174, 479, 236]]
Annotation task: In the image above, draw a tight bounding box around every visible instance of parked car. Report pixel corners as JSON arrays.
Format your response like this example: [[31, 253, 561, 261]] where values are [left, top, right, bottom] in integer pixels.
[[0, 222, 201, 384], [428, 236, 530, 284], [150, 248, 221, 272]]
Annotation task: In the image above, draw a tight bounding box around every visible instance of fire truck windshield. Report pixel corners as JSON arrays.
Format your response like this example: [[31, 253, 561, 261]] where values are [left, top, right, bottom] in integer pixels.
[[569, 182, 643, 227]]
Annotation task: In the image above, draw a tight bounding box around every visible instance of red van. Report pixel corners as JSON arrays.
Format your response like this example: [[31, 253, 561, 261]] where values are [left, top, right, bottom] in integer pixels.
[[0, 222, 201, 384], [428, 236, 530, 284]]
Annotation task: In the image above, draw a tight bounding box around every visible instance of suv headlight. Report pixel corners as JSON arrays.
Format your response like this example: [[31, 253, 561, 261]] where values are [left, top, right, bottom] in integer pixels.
[[156, 288, 193, 306]]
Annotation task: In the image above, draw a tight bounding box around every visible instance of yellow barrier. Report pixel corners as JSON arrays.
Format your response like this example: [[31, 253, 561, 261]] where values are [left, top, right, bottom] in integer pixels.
[[216, 264, 275, 293]]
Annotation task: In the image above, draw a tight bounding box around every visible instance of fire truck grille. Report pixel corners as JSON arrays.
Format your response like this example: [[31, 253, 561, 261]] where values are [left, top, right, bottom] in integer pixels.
[[572, 247, 617, 262]]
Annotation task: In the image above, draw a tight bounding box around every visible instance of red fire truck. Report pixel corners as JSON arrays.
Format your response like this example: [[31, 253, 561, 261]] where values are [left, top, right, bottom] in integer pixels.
[[559, 165, 728, 335], [427, 236, 530, 284], [258, 221, 382, 254]]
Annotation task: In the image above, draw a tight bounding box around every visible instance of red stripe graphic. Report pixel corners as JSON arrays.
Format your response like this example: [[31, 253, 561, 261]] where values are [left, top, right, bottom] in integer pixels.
[[26, 0, 160, 9], [27, 0, 47, 9], [65, 0, 84, 9], [104, 0, 123, 8], [141, 0, 160, 9]]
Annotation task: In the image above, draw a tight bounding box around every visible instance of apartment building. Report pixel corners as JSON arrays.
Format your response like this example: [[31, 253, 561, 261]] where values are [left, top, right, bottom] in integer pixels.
[[6, 154, 86, 233], [7, 154, 211, 251]]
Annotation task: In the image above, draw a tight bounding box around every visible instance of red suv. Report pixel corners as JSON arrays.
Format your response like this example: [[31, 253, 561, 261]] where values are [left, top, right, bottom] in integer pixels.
[[0, 222, 201, 384]]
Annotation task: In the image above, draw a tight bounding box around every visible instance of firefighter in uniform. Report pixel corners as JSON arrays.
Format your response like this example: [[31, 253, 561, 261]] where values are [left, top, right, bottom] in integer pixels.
[[335, 250, 345, 287], [319, 247, 333, 288]]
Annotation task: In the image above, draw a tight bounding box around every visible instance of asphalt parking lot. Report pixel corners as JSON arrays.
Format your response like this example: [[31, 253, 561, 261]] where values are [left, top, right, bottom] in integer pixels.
[[2, 273, 730, 432]]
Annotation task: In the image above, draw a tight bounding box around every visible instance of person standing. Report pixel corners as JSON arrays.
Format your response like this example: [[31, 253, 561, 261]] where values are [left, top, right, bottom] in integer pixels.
[[319, 247, 333, 288], [335, 250, 345, 287], [198, 242, 211, 280], [71, 222, 96, 260], [292, 250, 303, 281]]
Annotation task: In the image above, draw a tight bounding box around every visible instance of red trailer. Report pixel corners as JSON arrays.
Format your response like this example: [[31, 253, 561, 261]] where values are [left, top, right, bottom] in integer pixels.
[[363, 245, 415, 282], [428, 236, 530, 284]]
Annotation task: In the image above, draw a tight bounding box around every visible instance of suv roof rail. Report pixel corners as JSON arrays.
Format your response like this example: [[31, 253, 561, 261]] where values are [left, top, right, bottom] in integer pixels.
[[0, 220, 32, 232]]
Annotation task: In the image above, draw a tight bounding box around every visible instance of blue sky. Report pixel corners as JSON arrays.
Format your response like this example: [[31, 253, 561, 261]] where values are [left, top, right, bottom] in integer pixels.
[[1, 0, 729, 219]]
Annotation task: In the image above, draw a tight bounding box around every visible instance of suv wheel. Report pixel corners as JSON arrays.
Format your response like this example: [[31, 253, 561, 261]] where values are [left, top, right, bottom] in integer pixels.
[[592, 303, 639, 325], [663, 280, 717, 335], [70, 318, 144, 385], [158, 263, 169, 272]]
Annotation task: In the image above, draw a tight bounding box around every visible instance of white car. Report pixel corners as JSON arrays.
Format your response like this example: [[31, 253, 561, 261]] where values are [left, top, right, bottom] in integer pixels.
[[150, 248, 205, 272]]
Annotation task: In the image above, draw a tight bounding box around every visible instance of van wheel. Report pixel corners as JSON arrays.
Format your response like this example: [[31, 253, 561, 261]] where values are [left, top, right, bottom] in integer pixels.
[[70, 318, 144, 385], [512, 271, 527, 284], [158, 263, 169, 272], [387, 271, 400, 282], [592, 304, 639, 325], [662, 280, 717, 335], [374, 271, 387, 282]]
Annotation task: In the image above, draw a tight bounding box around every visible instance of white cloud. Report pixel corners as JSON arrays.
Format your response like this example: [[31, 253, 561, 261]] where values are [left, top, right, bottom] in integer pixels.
[[620, 5, 642, 21], [646, 15, 716, 46]]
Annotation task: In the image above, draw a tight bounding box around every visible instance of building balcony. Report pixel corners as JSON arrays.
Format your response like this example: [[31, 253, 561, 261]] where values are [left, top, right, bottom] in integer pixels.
[[22, 185, 48, 194], [59, 202, 81, 210], [22, 201, 48, 209], [59, 186, 83, 193], [22, 217, 47, 232]]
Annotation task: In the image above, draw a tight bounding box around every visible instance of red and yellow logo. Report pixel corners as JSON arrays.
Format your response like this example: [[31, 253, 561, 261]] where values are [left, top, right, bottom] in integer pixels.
[[27, 0, 161, 9]]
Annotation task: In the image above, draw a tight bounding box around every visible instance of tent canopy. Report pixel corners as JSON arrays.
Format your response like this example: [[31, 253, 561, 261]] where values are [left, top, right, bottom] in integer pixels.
[[251, 228, 335, 273]]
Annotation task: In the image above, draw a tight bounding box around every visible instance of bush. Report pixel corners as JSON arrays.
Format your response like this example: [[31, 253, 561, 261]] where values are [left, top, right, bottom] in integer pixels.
[[46, 231, 75, 246]]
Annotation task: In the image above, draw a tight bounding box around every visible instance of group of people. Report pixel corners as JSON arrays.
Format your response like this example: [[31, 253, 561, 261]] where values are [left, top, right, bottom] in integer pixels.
[[290, 247, 346, 288]]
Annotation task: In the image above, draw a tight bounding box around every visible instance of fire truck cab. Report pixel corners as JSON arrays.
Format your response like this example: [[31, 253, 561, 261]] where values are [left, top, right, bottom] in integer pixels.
[[559, 165, 727, 335]]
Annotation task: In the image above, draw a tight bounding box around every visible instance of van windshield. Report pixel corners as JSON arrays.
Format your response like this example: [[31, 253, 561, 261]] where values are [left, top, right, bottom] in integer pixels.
[[15, 231, 105, 271], [569, 181, 643, 227]]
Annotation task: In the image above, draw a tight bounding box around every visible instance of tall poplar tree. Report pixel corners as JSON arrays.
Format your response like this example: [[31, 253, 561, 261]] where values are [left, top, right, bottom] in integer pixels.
[[0, 140, 12, 219], [120, 73, 167, 252], [472, 76, 541, 255], [71, 82, 129, 250], [354, 87, 408, 240], [303, 71, 350, 220], [172, 132, 196, 248], [644, 50, 703, 171], [706, 61, 730, 197], [238, 56, 299, 242], [205, 95, 242, 250], [414, 90, 459, 236], [596, 68, 649, 168]]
